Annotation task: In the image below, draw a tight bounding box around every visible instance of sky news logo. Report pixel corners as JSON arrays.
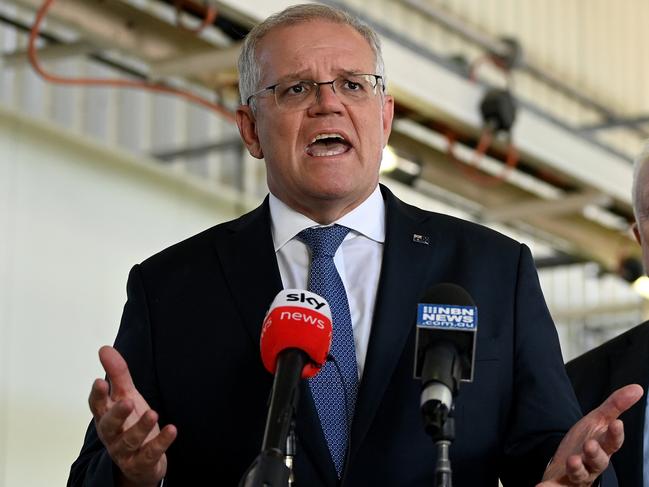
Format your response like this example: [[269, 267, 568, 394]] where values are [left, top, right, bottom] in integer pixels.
[[416, 304, 477, 330]]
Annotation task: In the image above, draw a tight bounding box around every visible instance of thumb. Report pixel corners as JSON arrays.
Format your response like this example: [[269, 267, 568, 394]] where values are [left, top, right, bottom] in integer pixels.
[[98, 345, 136, 398], [595, 384, 643, 421]]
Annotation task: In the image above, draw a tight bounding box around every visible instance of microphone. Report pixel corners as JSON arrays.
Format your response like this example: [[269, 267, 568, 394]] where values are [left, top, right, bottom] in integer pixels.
[[260, 289, 332, 379], [259, 289, 332, 451], [413, 283, 477, 434], [240, 289, 332, 487]]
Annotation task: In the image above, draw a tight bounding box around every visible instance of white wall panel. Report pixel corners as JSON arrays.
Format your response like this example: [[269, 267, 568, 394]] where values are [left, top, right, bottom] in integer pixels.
[[0, 105, 257, 486]]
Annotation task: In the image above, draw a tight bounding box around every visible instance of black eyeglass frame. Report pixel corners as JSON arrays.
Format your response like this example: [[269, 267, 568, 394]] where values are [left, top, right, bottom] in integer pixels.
[[244, 73, 385, 107]]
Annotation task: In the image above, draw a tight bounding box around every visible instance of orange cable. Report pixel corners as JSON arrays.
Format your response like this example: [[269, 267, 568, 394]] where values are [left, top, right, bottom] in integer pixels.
[[28, 0, 235, 123], [174, 0, 218, 34]]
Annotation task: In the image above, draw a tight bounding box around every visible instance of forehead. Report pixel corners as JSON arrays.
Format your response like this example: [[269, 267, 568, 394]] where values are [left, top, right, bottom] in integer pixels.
[[255, 20, 376, 82]]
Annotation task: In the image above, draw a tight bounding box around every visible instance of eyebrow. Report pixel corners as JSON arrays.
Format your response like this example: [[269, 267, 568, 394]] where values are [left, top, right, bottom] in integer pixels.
[[273, 69, 366, 84]]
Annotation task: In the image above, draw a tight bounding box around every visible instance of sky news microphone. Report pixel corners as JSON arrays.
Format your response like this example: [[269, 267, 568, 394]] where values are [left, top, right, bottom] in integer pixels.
[[241, 289, 332, 487], [260, 289, 332, 379], [413, 283, 477, 436]]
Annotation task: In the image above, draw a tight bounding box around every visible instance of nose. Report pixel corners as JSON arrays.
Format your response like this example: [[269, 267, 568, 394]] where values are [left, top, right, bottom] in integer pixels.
[[309, 81, 344, 115]]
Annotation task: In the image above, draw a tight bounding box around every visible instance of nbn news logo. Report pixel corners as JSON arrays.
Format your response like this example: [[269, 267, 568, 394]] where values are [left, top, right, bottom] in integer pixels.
[[417, 304, 477, 330]]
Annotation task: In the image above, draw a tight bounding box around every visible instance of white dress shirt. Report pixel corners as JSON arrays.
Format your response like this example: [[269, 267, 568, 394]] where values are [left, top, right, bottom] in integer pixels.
[[269, 186, 385, 379]]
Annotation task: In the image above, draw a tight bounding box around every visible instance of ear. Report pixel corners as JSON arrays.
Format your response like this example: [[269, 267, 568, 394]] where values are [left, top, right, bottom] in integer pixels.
[[632, 221, 642, 246], [381, 94, 395, 145], [236, 105, 264, 159]]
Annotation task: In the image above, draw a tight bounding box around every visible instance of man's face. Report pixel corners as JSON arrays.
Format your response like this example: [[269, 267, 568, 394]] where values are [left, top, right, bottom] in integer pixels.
[[236, 20, 394, 222], [633, 162, 649, 272]]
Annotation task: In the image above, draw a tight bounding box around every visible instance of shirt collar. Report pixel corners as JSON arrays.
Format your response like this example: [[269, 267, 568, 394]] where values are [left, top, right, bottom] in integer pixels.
[[269, 185, 386, 252]]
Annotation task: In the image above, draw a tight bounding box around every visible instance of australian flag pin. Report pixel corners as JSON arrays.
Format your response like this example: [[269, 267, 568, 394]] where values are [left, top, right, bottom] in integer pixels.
[[412, 234, 429, 245]]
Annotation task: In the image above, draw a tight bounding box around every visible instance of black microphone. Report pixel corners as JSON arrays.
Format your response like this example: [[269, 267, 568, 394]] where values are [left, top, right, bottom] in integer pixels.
[[413, 283, 477, 435]]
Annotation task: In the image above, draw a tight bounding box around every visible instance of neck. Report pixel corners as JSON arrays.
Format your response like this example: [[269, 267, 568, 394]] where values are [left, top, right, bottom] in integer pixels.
[[280, 189, 377, 224]]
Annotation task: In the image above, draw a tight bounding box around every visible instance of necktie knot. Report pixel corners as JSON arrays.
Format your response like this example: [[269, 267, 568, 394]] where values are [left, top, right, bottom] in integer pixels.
[[298, 224, 351, 258]]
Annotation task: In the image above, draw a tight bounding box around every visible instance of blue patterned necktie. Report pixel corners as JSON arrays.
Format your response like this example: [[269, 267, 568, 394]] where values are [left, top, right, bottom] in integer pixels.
[[298, 224, 358, 478]]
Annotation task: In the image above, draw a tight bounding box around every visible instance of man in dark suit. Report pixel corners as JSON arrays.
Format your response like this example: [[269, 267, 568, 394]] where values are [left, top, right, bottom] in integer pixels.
[[68, 4, 641, 486], [568, 323, 649, 487], [567, 142, 649, 487]]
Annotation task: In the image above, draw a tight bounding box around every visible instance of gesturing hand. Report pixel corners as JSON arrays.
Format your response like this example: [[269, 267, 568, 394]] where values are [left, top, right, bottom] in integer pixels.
[[538, 383, 643, 487], [89, 346, 177, 487]]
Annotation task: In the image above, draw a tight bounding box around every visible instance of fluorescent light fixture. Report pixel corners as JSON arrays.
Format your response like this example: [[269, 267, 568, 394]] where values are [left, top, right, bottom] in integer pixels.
[[380, 146, 399, 173], [632, 275, 649, 300]]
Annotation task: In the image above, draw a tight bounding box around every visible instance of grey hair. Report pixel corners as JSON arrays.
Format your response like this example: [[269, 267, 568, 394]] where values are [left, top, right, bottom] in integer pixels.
[[632, 139, 649, 221], [237, 3, 386, 106]]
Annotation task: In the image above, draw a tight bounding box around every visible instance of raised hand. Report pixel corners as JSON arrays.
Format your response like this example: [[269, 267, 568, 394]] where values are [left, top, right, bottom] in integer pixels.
[[89, 346, 177, 487], [538, 383, 643, 487]]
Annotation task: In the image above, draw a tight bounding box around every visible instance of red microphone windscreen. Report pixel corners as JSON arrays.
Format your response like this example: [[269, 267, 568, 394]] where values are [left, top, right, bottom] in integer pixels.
[[260, 290, 333, 379]]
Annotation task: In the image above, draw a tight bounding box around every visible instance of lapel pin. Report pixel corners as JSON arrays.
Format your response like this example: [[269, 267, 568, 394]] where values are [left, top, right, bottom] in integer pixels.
[[412, 234, 430, 245]]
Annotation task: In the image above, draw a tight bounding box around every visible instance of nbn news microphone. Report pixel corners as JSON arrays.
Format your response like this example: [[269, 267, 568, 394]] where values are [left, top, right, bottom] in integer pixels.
[[240, 289, 332, 487], [414, 283, 478, 434]]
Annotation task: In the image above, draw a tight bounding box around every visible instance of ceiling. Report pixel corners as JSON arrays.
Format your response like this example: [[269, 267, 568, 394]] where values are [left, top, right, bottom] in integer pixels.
[[2, 0, 648, 273]]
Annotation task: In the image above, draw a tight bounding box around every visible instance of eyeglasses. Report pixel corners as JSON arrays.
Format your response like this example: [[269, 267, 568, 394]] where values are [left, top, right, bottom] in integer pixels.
[[246, 73, 384, 111]]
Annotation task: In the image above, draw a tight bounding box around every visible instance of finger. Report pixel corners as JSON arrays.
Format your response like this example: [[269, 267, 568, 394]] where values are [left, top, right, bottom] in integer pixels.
[[98, 346, 136, 398], [89, 378, 112, 419], [565, 454, 590, 484], [114, 409, 159, 458], [97, 399, 135, 444], [138, 424, 178, 466], [582, 438, 610, 475], [598, 418, 624, 456], [595, 384, 643, 420]]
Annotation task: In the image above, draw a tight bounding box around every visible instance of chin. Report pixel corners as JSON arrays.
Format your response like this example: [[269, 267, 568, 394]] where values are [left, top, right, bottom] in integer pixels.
[[306, 179, 355, 198]]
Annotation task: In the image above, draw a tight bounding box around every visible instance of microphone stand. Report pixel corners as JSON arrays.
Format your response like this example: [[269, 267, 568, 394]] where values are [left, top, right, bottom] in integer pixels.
[[421, 401, 454, 487], [239, 350, 307, 487], [285, 422, 297, 487], [420, 342, 462, 487]]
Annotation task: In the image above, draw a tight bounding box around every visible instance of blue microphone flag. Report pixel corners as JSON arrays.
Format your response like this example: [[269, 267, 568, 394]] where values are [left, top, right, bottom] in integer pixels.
[[416, 304, 477, 330]]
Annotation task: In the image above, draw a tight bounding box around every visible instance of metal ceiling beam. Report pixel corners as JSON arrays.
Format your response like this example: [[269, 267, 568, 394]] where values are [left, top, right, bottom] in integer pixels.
[[551, 302, 642, 322], [149, 43, 241, 77], [152, 136, 243, 162], [388, 128, 636, 270], [482, 191, 611, 223], [580, 115, 649, 132], [534, 253, 587, 269], [10, 0, 243, 95], [12, 0, 214, 61], [1, 40, 95, 67]]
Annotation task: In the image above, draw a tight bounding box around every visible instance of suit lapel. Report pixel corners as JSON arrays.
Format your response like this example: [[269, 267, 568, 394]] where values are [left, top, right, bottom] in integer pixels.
[[213, 198, 283, 345], [348, 187, 439, 462], [608, 322, 649, 483], [608, 322, 649, 387]]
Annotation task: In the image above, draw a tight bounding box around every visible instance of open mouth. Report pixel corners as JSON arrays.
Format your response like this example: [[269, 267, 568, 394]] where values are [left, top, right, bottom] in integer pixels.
[[305, 133, 352, 157]]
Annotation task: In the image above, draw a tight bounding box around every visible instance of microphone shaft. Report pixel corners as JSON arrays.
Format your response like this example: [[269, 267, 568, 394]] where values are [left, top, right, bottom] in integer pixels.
[[262, 349, 309, 453]]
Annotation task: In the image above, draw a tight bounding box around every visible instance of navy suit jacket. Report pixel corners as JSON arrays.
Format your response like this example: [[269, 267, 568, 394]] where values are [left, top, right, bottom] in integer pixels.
[[69, 186, 590, 486], [567, 321, 649, 487]]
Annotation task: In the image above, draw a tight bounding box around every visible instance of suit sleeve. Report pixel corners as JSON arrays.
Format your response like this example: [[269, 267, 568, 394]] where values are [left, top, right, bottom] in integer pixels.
[[499, 245, 603, 484], [67, 265, 160, 486]]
